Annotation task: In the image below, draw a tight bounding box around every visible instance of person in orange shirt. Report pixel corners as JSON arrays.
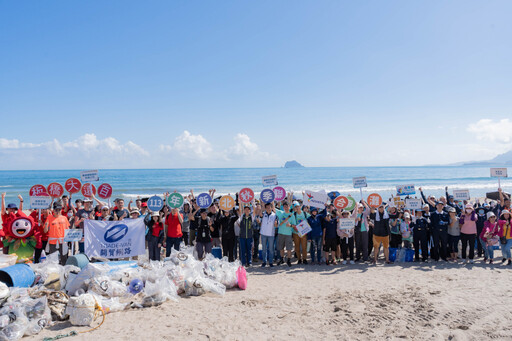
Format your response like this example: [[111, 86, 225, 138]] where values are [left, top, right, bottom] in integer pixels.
[[44, 200, 70, 265]]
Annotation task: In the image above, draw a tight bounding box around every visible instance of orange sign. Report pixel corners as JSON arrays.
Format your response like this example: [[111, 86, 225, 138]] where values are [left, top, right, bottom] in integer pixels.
[[367, 193, 383, 208], [333, 196, 349, 210], [219, 195, 235, 211]]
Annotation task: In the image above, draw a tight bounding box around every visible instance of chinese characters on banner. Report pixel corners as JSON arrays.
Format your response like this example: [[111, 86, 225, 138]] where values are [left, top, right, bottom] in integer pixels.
[[239, 188, 254, 203], [367, 193, 383, 208]]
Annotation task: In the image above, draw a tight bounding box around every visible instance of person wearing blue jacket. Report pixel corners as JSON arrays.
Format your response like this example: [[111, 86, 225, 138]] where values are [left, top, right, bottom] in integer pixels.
[[307, 207, 323, 265], [430, 201, 450, 261]]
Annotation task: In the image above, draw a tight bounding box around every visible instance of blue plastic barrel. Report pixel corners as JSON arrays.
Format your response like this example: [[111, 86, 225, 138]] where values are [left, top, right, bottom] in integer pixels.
[[405, 249, 415, 262], [0, 264, 35, 287], [66, 253, 90, 269], [388, 248, 397, 262], [212, 247, 222, 259]]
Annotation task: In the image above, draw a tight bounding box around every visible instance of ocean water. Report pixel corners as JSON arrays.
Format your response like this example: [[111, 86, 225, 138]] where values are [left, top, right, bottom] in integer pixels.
[[0, 166, 509, 204]]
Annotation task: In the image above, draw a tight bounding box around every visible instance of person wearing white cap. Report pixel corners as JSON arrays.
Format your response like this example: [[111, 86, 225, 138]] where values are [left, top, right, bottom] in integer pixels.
[[498, 210, 512, 265], [479, 212, 499, 264]]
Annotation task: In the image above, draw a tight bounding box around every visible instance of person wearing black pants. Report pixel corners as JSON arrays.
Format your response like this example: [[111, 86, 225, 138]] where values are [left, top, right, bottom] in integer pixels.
[[340, 235, 354, 262], [34, 240, 48, 264], [219, 209, 237, 262], [430, 202, 450, 261], [460, 233, 476, 262], [411, 209, 429, 262]]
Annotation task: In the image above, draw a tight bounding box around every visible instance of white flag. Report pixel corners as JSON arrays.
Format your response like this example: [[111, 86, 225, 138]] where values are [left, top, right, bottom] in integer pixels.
[[85, 218, 146, 259]]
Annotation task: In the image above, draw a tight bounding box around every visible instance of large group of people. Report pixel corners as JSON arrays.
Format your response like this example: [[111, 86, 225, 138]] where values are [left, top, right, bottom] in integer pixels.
[[1, 186, 511, 268]]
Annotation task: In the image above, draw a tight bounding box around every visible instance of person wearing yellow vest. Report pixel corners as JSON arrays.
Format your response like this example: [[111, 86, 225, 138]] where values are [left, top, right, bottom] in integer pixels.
[[498, 210, 512, 266], [44, 200, 70, 265]]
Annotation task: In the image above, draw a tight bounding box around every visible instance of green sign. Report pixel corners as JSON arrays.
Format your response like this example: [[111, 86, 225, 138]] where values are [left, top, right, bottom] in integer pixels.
[[345, 196, 356, 211], [167, 192, 184, 209]]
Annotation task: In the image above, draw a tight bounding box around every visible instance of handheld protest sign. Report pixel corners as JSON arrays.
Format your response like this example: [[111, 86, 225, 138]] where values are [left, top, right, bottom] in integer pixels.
[[65, 178, 82, 194], [338, 218, 356, 230], [333, 196, 349, 210], [367, 193, 382, 208], [219, 195, 235, 211], [405, 198, 421, 210], [30, 196, 52, 209], [345, 196, 356, 211], [352, 177, 367, 188], [97, 183, 113, 199], [262, 175, 278, 187], [490, 168, 507, 188], [273, 186, 287, 201], [260, 189, 275, 203], [296, 220, 312, 238], [167, 192, 184, 209], [81, 183, 97, 198], [47, 182, 64, 198], [196, 193, 212, 208], [396, 184, 415, 196], [30, 184, 48, 197], [80, 170, 99, 183], [147, 195, 164, 212], [239, 188, 255, 203], [452, 189, 470, 201]]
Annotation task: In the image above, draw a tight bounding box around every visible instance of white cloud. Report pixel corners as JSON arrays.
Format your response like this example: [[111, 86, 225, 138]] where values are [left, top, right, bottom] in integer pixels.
[[172, 130, 212, 159], [0, 134, 149, 169], [467, 119, 512, 144], [226, 133, 274, 162], [159, 144, 172, 152], [0, 138, 40, 149]]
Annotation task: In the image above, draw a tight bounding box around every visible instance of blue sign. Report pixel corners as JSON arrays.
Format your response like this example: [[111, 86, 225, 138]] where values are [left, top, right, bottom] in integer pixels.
[[260, 189, 275, 203], [104, 224, 129, 243], [147, 195, 164, 212], [196, 193, 212, 208]]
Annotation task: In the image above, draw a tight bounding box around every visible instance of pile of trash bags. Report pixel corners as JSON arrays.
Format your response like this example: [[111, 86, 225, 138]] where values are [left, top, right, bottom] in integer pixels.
[[0, 247, 247, 340]]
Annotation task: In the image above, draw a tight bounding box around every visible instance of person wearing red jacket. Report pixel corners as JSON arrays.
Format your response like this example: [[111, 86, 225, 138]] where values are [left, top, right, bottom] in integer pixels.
[[31, 209, 50, 263]]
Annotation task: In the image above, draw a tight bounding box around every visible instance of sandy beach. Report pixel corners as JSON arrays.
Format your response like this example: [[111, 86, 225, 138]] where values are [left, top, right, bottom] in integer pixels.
[[28, 258, 512, 341]]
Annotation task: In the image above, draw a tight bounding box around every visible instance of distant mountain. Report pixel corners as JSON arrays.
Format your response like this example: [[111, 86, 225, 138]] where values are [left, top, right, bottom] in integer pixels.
[[284, 160, 304, 168], [459, 149, 512, 166]]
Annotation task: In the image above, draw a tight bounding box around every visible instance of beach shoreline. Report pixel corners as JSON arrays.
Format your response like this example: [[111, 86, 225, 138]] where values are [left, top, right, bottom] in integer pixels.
[[27, 261, 512, 341]]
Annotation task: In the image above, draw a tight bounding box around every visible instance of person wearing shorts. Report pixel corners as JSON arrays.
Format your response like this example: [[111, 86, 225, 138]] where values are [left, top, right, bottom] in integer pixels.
[[276, 202, 294, 267], [323, 211, 339, 265]]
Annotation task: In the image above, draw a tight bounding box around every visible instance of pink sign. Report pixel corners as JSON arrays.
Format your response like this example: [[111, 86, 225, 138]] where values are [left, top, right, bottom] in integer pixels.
[[273, 186, 287, 201], [47, 182, 64, 198], [239, 188, 255, 203], [97, 183, 113, 199]]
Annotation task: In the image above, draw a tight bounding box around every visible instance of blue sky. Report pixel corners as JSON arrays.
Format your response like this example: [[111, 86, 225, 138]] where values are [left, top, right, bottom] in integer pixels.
[[1, 1, 511, 169]]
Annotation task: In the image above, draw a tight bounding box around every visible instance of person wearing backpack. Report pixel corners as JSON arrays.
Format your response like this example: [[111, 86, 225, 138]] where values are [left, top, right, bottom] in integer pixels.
[[290, 202, 309, 264]]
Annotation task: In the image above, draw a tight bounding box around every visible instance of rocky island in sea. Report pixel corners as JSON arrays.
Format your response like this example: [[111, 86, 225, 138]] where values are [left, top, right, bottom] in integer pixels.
[[284, 160, 304, 168]]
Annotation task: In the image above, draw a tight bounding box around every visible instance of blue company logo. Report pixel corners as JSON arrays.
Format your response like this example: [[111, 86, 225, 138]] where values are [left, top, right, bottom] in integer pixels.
[[104, 224, 128, 243]]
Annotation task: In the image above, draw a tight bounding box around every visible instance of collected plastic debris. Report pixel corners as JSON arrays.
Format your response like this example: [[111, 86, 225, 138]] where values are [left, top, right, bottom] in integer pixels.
[[66, 294, 99, 326], [0, 246, 246, 339], [128, 279, 143, 295]]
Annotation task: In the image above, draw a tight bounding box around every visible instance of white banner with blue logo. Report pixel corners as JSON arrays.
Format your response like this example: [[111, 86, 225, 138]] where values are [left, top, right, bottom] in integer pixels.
[[84, 218, 146, 259]]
